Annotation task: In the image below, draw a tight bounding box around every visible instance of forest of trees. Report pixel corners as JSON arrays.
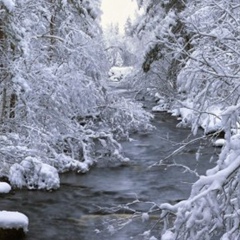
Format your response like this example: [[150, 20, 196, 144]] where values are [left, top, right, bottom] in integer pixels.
[[1, 0, 240, 239], [0, 0, 152, 189]]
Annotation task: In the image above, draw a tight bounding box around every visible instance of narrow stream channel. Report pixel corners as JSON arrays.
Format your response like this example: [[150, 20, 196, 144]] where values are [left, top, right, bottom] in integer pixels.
[[1, 87, 220, 240]]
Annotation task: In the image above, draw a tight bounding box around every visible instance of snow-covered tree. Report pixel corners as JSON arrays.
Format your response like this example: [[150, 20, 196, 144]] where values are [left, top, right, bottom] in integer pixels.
[[0, 0, 153, 189], [103, 22, 137, 67], [124, 0, 192, 103], [159, 1, 240, 239], [111, 1, 240, 239], [174, 0, 240, 132], [0, 0, 17, 124]]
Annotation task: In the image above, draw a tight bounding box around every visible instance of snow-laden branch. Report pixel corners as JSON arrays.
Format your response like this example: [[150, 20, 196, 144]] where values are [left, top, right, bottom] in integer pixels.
[[153, 135, 207, 165], [36, 34, 64, 42], [160, 101, 240, 239]]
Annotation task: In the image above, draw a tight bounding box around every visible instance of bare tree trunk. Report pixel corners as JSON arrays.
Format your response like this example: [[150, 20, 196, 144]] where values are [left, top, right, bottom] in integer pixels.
[[1, 87, 7, 123], [49, 0, 56, 61], [9, 92, 17, 118], [0, 11, 8, 124], [0, 8, 17, 125]]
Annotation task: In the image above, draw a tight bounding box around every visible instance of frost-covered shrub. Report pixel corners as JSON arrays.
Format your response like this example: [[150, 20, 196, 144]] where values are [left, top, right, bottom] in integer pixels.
[[100, 96, 154, 140], [0, 133, 34, 176], [53, 127, 131, 171], [9, 157, 60, 190]]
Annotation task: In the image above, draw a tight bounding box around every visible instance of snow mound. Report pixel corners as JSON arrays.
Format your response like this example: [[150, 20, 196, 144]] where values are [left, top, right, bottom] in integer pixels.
[[200, 105, 222, 134], [0, 182, 11, 193], [0, 211, 28, 232], [162, 230, 174, 240], [9, 157, 60, 190], [1, 0, 15, 12], [141, 212, 149, 222], [108, 66, 133, 81], [172, 100, 223, 134], [230, 134, 240, 151], [152, 98, 170, 112], [213, 138, 226, 147]]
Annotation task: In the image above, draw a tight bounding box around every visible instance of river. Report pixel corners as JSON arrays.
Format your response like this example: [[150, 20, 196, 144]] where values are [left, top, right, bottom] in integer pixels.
[[1, 87, 220, 240]]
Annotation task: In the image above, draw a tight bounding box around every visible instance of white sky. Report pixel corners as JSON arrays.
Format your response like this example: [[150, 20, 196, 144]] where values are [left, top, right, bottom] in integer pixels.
[[101, 0, 138, 33]]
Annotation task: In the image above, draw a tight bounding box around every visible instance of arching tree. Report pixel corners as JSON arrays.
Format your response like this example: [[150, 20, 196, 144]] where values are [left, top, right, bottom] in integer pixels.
[[103, 22, 137, 67]]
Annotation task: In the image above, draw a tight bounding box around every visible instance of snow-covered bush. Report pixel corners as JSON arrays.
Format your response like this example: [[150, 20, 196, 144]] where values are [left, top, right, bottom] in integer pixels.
[[9, 157, 60, 190], [100, 96, 154, 140]]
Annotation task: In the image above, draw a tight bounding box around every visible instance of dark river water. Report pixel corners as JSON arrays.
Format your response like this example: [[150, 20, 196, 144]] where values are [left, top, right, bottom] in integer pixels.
[[0, 88, 220, 240]]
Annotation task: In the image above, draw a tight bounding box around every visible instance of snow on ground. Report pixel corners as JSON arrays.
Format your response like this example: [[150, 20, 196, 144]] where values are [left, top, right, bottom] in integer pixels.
[[199, 105, 223, 134], [173, 100, 222, 133], [158, 99, 224, 135], [162, 230, 175, 240], [108, 66, 133, 81], [0, 211, 28, 232], [152, 98, 170, 112], [0, 182, 11, 193]]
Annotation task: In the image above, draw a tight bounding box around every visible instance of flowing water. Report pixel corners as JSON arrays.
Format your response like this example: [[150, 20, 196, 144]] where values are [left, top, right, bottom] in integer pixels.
[[1, 87, 220, 240]]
